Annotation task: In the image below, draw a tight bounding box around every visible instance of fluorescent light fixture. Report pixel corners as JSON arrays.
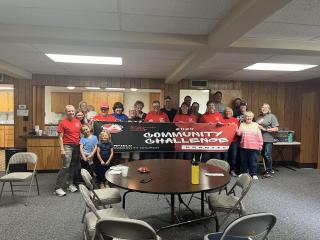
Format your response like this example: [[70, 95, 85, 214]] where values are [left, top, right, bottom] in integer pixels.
[[67, 86, 75, 90], [201, 89, 209, 92], [85, 87, 101, 90], [130, 88, 138, 92], [244, 63, 317, 71], [45, 54, 123, 65], [105, 87, 125, 91], [0, 87, 14, 90]]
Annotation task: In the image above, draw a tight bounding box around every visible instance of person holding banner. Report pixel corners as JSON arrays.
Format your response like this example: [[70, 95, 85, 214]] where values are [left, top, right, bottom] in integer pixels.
[[237, 111, 263, 180], [144, 100, 169, 159], [160, 96, 177, 122], [191, 102, 202, 122], [199, 100, 224, 162], [91, 103, 117, 122], [222, 107, 240, 177], [174, 102, 197, 160], [111, 102, 128, 121]]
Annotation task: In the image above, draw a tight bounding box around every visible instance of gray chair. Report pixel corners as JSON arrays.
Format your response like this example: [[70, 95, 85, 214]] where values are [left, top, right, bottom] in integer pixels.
[[96, 217, 161, 240], [79, 184, 129, 240], [208, 173, 252, 231], [204, 212, 277, 240], [0, 152, 39, 205], [188, 159, 231, 206]]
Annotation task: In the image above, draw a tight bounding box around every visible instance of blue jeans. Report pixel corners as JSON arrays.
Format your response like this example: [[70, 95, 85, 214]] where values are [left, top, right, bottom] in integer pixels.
[[177, 152, 193, 160], [262, 142, 273, 171], [227, 142, 238, 172], [239, 148, 258, 176]]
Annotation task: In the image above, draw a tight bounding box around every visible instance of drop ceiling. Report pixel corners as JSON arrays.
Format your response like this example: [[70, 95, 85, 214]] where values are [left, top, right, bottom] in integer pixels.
[[0, 0, 319, 83]]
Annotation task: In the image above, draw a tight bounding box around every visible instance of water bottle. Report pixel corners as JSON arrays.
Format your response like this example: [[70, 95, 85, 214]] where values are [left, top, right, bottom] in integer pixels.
[[191, 158, 200, 185]]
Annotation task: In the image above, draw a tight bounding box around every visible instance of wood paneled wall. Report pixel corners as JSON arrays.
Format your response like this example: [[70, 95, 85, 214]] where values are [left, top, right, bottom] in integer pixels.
[[2, 74, 319, 167]]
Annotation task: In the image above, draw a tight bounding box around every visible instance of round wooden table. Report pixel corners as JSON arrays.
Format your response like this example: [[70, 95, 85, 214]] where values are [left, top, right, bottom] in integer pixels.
[[106, 159, 230, 227]]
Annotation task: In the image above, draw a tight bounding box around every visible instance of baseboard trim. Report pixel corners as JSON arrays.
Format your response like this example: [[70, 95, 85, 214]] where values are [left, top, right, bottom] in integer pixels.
[[292, 162, 317, 169]]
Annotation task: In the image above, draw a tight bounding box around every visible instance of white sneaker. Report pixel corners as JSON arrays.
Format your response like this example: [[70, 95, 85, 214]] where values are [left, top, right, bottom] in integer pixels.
[[252, 175, 259, 180], [230, 170, 238, 177], [67, 184, 78, 193], [55, 188, 66, 196]]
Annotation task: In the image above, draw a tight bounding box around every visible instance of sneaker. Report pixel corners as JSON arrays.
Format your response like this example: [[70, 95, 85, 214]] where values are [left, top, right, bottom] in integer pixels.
[[269, 169, 275, 174], [263, 172, 272, 178], [67, 184, 78, 193], [252, 175, 258, 180], [55, 188, 66, 197], [230, 170, 238, 177]]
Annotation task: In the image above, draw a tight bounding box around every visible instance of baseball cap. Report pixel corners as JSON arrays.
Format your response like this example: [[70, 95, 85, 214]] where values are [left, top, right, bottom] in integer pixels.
[[100, 102, 109, 109]]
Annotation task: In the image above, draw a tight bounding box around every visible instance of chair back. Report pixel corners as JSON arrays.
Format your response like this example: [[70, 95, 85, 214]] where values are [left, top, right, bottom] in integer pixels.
[[96, 217, 159, 240], [7, 152, 38, 173], [235, 173, 252, 197], [207, 159, 230, 173], [79, 184, 100, 219], [81, 168, 94, 190], [220, 213, 277, 240]]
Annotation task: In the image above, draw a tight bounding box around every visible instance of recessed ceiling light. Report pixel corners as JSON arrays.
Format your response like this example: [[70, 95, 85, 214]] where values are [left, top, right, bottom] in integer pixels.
[[130, 88, 138, 92], [244, 63, 317, 71], [45, 54, 123, 65], [67, 86, 75, 90], [105, 87, 125, 91], [0, 87, 14, 90], [85, 87, 101, 90]]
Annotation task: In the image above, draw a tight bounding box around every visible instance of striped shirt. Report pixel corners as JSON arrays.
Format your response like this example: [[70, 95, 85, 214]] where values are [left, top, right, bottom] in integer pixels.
[[237, 122, 263, 150]]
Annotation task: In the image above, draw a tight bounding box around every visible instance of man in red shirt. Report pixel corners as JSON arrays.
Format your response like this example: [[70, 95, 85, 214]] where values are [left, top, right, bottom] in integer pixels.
[[144, 100, 169, 123], [91, 103, 117, 122], [144, 100, 169, 159], [199, 100, 224, 162], [55, 105, 82, 196]]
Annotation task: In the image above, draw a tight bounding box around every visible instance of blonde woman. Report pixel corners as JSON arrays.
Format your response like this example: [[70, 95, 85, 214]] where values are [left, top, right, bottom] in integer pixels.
[[256, 103, 279, 178], [237, 111, 263, 179]]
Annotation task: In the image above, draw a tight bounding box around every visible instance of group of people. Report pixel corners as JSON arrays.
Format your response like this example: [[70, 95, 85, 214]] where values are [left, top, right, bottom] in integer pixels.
[[54, 91, 279, 196]]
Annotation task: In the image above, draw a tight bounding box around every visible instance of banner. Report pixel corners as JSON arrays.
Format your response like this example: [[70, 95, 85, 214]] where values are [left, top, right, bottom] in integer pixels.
[[93, 121, 237, 152]]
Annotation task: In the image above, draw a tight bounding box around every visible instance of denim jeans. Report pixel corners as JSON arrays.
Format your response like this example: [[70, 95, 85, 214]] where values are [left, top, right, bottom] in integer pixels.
[[55, 144, 80, 189], [239, 148, 258, 176], [262, 142, 273, 171], [177, 152, 193, 160], [227, 141, 239, 172]]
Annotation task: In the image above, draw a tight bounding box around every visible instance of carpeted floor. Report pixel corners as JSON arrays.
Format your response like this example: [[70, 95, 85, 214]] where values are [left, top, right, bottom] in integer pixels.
[[0, 167, 320, 240]]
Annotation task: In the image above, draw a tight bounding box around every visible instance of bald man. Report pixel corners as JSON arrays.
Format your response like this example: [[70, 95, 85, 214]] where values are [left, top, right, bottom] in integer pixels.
[[55, 105, 82, 196]]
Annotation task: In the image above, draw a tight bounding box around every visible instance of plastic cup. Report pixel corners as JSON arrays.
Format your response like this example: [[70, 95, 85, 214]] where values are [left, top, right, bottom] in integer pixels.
[[38, 130, 43, 136], [121, 167, 129, 177]]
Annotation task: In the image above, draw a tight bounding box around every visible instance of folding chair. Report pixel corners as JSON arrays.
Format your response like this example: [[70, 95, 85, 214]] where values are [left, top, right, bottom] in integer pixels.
[[0, 152, 39, 205], [79, 184, 128, 240], [204, 212, 277, 240], [208, 173, 252, 231], [96, 217, 161, 240]]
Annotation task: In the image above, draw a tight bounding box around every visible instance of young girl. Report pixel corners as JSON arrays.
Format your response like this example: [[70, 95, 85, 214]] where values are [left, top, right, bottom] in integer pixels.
[[80, 124, 98, 176], [96, 131, 114, 188]]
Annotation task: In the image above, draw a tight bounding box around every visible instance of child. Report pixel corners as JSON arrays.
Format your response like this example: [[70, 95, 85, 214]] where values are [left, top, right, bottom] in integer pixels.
[[80, 124, 98, 176], [96, 131, 114, 188]]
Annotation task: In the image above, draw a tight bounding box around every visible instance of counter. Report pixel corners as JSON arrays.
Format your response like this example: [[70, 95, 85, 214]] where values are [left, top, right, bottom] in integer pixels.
[[24, 135, 61, 170]]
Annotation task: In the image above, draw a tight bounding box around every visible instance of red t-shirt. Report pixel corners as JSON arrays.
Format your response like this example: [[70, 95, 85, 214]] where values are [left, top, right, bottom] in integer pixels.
[[199, 112, 223, 124], [222, 117, 240, 142], [144, 111, 169, 123], [57, 118, 81, 144], [173, 114, 197, 123], [92, 114, 117, 122]]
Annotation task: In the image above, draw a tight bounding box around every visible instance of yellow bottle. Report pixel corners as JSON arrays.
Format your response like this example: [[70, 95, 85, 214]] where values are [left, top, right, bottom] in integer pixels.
[[191, 160, 200, 185]]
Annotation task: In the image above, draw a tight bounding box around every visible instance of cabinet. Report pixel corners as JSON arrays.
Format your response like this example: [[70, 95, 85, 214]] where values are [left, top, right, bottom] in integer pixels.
[[0, 125, 14, 148], [27, 137, 61, 170], [51, 92, 82, 112], [83, 92, 124, 112], [0, 91, 14, 112]]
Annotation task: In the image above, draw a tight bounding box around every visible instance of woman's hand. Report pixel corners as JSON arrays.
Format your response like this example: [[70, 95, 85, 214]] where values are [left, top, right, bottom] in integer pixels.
[[60, 149, 66, 158]]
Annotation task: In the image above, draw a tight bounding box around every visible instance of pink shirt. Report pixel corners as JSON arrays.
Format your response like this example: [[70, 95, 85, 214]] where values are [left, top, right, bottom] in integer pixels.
[[237, 122, 263, 150]]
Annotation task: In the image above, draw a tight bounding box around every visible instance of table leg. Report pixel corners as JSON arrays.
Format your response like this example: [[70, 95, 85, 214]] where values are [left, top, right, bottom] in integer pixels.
[[170, 194, 175, 223], [122, 190, 131, 209], [277, 146, 296, 171], [201, 192, 204, 217]]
